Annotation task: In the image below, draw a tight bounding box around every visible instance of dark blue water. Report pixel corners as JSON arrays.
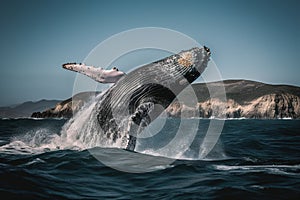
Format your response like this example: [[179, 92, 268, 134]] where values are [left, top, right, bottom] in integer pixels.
[[0, 118, 299, 199]]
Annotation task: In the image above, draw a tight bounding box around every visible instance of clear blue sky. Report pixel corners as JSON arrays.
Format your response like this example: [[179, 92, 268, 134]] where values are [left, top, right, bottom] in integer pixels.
[[0, 0, 299, 106]]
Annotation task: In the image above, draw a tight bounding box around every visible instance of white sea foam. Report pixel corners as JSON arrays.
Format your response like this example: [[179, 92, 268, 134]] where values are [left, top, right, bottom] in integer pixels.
[[0, 132, 62, 155], [281, 117, 292, 120]]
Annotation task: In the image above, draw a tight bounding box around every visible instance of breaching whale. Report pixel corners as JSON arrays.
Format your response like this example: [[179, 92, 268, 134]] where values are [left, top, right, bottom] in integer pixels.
[[63, 46, 211, 151]]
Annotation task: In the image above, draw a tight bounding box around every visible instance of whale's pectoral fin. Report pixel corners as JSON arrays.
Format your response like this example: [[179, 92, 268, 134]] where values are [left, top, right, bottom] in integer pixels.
[[125, 83, 176, 151], [126, 135, 137, 151], [62, 63, 125, 83], [125, 102, 153, 151]]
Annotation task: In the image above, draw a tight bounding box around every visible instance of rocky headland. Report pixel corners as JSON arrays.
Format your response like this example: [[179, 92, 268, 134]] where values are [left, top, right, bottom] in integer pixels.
[[31, 92, 99, 118], [31, 80, 300, 119]]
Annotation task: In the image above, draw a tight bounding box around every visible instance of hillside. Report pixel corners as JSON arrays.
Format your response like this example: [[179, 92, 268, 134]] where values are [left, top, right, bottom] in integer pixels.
[[0, 100, 61, 118], [192, 79, 300, 105], [169, 80, 300, 118], [31, 80, 300, 119]]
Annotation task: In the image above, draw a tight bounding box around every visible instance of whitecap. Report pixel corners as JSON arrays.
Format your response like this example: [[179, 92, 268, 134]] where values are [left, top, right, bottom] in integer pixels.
[[250, 185, 264, 189], [24, 158, 46, 166], [213, 164, 300, 175]]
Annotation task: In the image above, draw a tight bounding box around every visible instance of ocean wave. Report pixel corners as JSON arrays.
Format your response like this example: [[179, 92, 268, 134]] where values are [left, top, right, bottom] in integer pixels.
[[0, 117, 67, 121], [187, 116, 300, 120], [24, 158, 46, 166], [213, 164, 300, 175]]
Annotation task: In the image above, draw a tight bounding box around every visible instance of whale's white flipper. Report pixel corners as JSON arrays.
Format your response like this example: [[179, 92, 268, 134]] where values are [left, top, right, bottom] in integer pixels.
[[62, 63, 125, 83]]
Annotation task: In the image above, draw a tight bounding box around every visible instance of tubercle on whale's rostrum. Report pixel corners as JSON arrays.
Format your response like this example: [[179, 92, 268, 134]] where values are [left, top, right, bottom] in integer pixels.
[[62, 62, 83, 71], [62, 62, 77, 67]]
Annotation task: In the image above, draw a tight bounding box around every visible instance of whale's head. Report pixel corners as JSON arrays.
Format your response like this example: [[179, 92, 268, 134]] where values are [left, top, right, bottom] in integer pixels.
[[174, 46, 211, 84]]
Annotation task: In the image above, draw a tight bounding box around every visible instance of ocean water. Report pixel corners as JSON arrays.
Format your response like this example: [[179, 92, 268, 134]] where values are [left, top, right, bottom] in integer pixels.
[[0, 118, 299, 199]]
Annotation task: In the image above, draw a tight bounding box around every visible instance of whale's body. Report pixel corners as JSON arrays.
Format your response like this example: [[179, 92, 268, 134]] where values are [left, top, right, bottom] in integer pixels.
[[94, 47, 211, 150]]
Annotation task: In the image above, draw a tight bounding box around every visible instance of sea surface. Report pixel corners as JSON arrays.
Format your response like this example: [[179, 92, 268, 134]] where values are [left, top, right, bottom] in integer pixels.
[[0, 118, 299, 199]]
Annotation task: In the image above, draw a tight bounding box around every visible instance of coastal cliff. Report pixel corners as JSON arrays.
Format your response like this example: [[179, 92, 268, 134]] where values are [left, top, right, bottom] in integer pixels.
[[167, 93, 300, 119], [31, 80, 300, 119]]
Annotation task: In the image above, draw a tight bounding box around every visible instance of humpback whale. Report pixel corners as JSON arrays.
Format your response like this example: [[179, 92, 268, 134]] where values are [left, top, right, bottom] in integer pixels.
[[63, 46, 211, 151]]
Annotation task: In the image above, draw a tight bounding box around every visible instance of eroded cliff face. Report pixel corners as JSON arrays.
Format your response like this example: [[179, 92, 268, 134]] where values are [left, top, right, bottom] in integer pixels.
[[167, 93, 300, 119], [243, 93, 300, 118]]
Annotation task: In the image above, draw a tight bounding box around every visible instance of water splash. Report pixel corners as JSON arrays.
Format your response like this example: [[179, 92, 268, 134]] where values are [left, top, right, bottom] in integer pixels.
[[0, 129, 61, 154], [0, 91, 226, 162], [0, 91, 132, 154]]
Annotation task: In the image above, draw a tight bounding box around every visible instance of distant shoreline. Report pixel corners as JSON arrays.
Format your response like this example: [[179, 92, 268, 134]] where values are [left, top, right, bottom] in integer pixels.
[[1, 79, 300, 119]]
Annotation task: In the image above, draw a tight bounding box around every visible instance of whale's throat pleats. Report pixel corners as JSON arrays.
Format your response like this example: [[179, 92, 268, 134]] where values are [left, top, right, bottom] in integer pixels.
[[129, 83, 176, 125], [96, 83, 176, 149]]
